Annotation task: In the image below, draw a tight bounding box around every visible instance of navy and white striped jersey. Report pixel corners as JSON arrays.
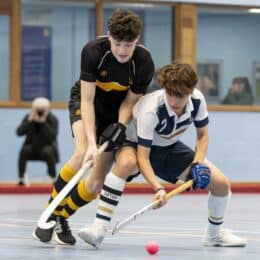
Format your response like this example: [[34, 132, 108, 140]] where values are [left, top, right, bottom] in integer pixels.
[[126, 88, 209, 147]]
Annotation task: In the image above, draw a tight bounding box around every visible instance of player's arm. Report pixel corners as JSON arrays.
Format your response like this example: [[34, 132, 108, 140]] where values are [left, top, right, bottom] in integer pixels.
[[189, 125, 211, 190], [118, 90, 142, 125], [80, 80, 98, 164], [193, 125, 209, 164], [99, 90, 142, 151], [137, 145, 167, 208]]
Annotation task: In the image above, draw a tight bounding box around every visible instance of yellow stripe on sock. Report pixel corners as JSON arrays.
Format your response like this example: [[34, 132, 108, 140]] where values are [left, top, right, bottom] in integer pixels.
[[60, 164, 77, 182], [53, 209, 62, 216], [60, 208, 70, 218], [209, 215, 224, 221], [49, 189, 66, 206], [78, 179, 97, 202], [51, 189, 58, 199], [98, 205, 114, 214], [67, 197, 79, 211]]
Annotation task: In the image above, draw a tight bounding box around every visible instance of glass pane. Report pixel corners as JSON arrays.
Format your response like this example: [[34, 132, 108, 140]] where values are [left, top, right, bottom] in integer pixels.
[[22, 0, 94, 101], [197, 8, 260, 105], [0, 15, 10, 101], [104, 3, 173, 92]]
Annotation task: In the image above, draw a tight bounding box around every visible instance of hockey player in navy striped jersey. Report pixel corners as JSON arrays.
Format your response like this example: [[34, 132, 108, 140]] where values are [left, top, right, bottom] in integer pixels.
[[80, 61, 246, 248]]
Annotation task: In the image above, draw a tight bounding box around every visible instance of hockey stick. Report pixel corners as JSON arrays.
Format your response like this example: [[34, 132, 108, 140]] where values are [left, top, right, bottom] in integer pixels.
[[112, 179, 193, 235], [37, 141, 108, 230]]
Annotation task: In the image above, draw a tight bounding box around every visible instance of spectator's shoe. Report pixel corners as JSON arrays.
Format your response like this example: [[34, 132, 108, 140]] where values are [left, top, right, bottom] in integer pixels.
[[54, 216, 76, 245], [203, 228, 247, 247], [17, 179, 25, 186], [78, 223, 108, 249], [24, 173, 31, 186], [33, 215, 57, 243]]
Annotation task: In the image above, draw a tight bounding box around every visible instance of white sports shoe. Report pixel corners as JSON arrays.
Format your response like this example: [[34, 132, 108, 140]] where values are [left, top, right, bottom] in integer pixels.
[[203, 228, 247, 247], [78, 223, 108, 249]]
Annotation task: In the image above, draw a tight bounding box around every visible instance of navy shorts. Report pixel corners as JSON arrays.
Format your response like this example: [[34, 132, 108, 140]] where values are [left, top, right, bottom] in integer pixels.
[[150, 141, 194, 184], [124, 141, 194, 183]]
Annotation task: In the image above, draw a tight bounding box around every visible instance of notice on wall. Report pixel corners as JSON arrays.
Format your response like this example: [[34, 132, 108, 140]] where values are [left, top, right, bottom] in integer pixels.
[[22, 26, 51, 101]]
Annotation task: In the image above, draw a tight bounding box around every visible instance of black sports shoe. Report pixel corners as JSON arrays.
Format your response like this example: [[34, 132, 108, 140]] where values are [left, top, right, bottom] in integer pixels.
[[33, 215, 57, 243], [18, 180, 25, 186], [54, 216, 76, 245]]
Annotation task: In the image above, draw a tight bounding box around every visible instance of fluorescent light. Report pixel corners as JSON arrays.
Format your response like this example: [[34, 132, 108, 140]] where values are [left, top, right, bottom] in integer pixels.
[[248, 8, 260, 13]]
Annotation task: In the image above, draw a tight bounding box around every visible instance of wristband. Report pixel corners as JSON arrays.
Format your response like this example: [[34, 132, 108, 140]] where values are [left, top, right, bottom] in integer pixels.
[[154, 187, 166, 193]]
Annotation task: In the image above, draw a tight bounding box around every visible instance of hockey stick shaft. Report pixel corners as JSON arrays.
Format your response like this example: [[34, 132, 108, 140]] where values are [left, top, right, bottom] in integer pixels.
[[112, 179, 193, 235], [38, 141, 108, 228]]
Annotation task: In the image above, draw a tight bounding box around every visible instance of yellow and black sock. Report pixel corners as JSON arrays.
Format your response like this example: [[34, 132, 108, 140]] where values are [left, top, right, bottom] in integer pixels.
[[60, 179, 97, 218], [47, 164, 77, 215]]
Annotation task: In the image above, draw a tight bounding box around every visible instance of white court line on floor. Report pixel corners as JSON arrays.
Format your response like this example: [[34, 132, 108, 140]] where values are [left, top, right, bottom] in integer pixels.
[[1, 220, 259, 242]]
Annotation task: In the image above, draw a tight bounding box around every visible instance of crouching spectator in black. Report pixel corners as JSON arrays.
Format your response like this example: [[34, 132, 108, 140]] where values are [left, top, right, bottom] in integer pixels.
[[16, 97, 59, 186]]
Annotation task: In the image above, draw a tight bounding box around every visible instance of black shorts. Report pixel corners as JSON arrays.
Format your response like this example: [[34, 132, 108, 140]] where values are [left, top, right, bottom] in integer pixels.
[[69, 91, 119, 139], [150, 141, 194, 184], [123, 141, 194, 183]]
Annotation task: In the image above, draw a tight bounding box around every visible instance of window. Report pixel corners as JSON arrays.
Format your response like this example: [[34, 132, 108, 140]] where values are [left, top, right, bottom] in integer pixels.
[[103, 3, 174, 92], [197, 7, 260, 105], [21, 0, 94, 101], [0, 15, 10, 101]]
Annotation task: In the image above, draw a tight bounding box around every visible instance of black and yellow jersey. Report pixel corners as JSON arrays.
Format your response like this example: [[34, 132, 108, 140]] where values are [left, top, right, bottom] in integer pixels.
[[71, 36, 154, 109]]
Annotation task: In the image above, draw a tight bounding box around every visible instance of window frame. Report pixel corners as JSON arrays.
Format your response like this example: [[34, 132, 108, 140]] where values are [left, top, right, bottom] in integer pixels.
[[1, 0, 260, 111]]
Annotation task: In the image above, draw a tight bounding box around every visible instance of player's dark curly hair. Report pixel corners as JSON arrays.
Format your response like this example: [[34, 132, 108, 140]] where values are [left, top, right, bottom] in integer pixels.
[[157, 61, 198, 97], [108, 9, 142, 42]]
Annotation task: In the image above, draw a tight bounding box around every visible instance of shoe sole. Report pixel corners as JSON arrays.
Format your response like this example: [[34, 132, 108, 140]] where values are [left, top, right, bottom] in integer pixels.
[[203, 241, 247, 247], [32, 231, 52, 243], [53, 231, 76, 246], [78, 231, 100, 249]]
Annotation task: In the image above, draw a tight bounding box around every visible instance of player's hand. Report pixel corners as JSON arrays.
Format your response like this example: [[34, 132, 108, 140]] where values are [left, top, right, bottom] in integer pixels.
[[99, 122, 126, 151], [190, 163, 211, 191], [153, 187, 167, 209], [83, 143, 99, 168]]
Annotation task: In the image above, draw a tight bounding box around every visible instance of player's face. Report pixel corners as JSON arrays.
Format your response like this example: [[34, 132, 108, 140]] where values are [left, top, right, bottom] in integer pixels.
[[109, 35, 139, 63], [166, 93, 189, 116]]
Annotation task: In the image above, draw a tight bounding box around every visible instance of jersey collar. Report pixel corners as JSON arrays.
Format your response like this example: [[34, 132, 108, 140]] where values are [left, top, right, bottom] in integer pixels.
[[163, 91, 194, 117]]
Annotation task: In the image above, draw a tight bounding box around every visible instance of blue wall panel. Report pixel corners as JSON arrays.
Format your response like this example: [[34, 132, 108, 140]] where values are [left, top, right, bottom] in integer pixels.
[[1, 108, 259, 182]]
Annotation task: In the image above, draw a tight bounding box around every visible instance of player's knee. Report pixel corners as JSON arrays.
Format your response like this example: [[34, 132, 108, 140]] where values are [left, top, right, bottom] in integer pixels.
[[210, 172, 230, 196], [221, 176, 231, 193], [117, 155, 137, 174], [86, 179, 103, 195]]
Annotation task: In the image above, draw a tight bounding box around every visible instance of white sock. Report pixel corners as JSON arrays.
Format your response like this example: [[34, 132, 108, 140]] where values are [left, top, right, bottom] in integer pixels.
[[94, 172, 125, 227], [207, 192, 231, 236]]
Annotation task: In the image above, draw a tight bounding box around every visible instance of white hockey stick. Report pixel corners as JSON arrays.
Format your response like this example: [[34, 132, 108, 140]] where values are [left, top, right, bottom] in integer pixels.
[[37, 141, 108, 230], [112, 179, 193, 235]]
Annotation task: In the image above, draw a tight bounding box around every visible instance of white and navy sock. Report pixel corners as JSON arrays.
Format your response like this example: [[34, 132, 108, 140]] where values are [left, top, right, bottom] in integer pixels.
[[95, 172, 125, 226], [207, 192, 231, 236]]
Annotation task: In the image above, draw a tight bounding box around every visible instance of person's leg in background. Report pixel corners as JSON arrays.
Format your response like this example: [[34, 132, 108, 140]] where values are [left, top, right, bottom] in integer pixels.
[[18, 145, 32, 186], [41, 145, 57, 184]]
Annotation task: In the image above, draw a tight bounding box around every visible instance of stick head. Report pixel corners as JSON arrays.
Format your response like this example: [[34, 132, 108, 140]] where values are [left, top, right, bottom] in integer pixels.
[[111, 219, 120, 235], [37, 220, 56, 230]]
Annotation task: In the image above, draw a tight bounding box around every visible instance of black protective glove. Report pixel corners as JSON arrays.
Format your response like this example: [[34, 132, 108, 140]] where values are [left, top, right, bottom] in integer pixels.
[[99, 122, 126, 151]]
